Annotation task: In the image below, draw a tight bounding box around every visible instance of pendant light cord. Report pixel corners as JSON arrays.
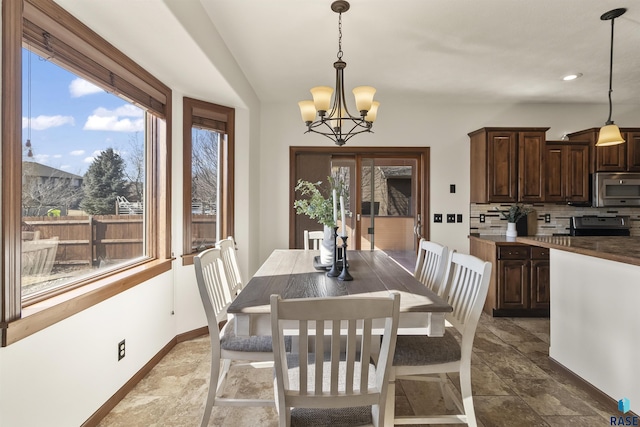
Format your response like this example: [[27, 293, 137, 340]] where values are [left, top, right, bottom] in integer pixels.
[[606, 16, 615, 125]]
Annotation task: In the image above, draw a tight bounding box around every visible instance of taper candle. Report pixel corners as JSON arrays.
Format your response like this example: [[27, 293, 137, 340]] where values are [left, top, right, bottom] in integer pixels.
[[340, 195, 346, 236], [333, 189, 338, 224]]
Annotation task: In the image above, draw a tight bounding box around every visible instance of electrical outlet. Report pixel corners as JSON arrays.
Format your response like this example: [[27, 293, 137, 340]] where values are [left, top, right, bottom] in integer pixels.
[[544, 213, 551, 223], [118, 339, 126, 361], [456, 214, 463, 223], [450, 184, 456, 193], [479, 214, 485, 223], [446, 214, 455, 223], [434, 214, 442, 223]]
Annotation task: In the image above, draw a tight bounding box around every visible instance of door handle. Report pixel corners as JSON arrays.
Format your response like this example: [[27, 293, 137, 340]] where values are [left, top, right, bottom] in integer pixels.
[[414, 214, 422, 239]]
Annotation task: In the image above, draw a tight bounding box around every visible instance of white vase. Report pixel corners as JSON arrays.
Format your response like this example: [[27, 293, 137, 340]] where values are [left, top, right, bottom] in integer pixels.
[[320, 225, 335, 265], [506, 222, 517, 240]]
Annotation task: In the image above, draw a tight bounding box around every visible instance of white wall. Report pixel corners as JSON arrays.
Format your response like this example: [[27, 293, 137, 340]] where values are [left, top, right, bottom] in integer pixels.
[[0, 273, 175, 427], [0, 1, 263, 426], [550, 249, 640, 414], [258, 98, 640, 259]]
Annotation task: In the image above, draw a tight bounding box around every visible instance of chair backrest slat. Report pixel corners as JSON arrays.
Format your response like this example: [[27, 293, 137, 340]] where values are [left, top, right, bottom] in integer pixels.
[[441, 252, 492, 335], [217, 236, 243, 296], [414, 239, 449, 296], [194, 248, 233, 341], [303, 230, 324, 250], [271, 293, 400, 424]]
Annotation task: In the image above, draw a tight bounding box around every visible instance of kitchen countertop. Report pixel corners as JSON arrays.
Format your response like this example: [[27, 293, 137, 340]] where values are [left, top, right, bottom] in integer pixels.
[[516, 235, 640, 267], [469, 235, 528, 244]]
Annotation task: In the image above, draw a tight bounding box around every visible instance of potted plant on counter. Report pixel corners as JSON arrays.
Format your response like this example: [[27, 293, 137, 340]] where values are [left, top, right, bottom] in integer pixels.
[[496, 203, 533, 239]]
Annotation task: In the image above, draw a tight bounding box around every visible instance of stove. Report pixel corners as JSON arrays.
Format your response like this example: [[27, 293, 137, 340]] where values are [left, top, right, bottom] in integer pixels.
[[569, 215, 631, 236]]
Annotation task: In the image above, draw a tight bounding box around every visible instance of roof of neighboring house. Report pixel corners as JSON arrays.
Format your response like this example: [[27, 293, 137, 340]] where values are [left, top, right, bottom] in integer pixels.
[[22, 161, 83, 180]]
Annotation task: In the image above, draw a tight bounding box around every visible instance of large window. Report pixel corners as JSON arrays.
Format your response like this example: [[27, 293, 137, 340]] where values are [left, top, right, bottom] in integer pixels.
[[182, 97, 234, 262], [1, 0, 171, 345], [21, 48, 148, 301]]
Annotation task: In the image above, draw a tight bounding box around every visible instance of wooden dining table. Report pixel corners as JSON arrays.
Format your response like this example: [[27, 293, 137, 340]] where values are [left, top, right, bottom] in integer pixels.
[[227, 249, 452, 337]]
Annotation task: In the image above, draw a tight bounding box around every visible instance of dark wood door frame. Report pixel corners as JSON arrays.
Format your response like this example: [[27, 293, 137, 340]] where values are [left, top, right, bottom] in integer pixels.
[[289, 146, 430, 249]]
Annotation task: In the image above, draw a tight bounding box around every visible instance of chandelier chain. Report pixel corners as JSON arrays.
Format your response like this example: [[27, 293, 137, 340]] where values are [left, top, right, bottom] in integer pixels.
[[337, 12, 343, 60]]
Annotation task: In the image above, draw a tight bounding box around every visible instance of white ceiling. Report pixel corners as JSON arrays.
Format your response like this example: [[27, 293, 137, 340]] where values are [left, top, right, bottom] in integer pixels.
[[56, 0, 640, 107]]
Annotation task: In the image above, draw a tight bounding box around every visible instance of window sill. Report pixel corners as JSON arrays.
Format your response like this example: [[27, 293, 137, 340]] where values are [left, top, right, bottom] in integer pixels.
[[2, 258, 172, 346]]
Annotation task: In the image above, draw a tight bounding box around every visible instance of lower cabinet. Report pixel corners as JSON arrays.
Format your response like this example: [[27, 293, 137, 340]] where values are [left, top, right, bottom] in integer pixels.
[[470, 237, 549, 316]]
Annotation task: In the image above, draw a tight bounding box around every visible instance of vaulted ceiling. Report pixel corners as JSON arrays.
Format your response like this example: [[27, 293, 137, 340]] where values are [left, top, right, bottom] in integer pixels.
[[56, 0, 640, 107]]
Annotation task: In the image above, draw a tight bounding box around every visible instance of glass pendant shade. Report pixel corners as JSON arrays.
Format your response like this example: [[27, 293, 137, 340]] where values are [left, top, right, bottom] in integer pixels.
[[310, 86, 334, 112], [298, 100, 317, 123], [352, 86, 376, 113], [365, 101, 380, 123], [596, 124, 625, 146]]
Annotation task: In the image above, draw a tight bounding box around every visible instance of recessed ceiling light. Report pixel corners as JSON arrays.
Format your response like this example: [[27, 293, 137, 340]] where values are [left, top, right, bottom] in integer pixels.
[[563, 73, 583, 81]]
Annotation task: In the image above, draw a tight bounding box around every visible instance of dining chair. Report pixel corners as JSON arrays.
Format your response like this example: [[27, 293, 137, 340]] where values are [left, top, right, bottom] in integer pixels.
[[216, 236, 244, 296], [413, 238, 449, 297], [270, 292, 400, 427], [194, 247, 278, 427], [386, 252, 492, 426], [303, 230, 324, 250]]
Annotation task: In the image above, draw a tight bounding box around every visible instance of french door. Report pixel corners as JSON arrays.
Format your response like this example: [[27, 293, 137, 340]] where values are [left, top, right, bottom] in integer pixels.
[[290, 147, 429, 267]]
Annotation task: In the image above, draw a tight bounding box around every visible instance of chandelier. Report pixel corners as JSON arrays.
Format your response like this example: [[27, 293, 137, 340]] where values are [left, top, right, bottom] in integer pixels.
[[297, 1, 379, 146], [596, 8, 626, 147]]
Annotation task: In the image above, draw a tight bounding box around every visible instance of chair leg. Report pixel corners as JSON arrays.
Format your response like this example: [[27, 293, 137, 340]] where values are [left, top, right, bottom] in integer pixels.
[[216, 358, 232, 394], [459, 365, 477, 427], [200, 355, 222, 427], [384, 376, 396, 426]]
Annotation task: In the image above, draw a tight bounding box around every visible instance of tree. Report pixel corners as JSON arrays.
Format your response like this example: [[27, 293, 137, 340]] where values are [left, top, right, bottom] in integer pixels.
[[191, 128, 219, 214], [22, 162, 82, 214], [123, 132, 145, 202], [81, 148, 127, 214]]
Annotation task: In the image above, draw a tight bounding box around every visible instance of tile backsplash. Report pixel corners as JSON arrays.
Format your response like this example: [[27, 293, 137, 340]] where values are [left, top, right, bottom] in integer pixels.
[[470, 203, 640, 236]]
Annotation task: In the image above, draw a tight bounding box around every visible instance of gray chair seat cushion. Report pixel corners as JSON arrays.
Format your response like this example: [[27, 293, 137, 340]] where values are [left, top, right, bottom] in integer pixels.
[[393, 330, 461, 366], [220, 317, 291, 352], [285, 354, 375, 426]]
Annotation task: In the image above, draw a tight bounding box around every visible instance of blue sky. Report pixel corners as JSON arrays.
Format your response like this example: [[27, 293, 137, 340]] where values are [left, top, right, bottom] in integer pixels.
[[22, 48, 144, 176]]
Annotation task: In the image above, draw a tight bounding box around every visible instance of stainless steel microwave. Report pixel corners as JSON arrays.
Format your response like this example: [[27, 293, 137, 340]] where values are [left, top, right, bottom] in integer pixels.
[[593, 172, 640, 207]]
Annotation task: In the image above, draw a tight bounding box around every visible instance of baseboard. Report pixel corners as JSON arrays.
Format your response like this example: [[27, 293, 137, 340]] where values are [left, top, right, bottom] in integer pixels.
[[548, 357, 637, 416], [81, 326, 209, 427]]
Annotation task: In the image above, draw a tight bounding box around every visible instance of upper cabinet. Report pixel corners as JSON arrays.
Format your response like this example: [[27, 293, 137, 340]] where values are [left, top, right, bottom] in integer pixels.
[[469, 127, 549, 203], [544, 141, 590, 203], [568, 128, 640, 172]]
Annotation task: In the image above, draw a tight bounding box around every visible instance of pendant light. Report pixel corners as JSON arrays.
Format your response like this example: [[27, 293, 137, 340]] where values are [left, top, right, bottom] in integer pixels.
[[297, 1, 378, 146], [596, 8, 626, 147]]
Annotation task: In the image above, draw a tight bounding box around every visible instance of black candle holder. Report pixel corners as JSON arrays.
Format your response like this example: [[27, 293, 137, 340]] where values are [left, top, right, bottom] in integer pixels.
[[338, 235, 353, 281], [327, 226, 340, 277]]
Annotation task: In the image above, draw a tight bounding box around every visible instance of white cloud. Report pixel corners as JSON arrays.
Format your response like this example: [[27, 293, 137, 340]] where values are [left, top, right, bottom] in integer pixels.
[[70, 150, 85, 156], [83, 104, 144, 132], [93, 105, 143, 118], [60, 165, 71, 170], [33, 154, 50, 164], [69, 78, 103, 97], [22, 115, 75, 130], [53, 154, 62, 158], [83, 156, 96, 164]]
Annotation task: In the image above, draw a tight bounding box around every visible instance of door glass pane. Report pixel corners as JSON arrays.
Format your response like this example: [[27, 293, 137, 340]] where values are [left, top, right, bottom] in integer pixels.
[[361, 158, 417, 252], [191, 128, 222, 250], [21, 48, 147, 299]]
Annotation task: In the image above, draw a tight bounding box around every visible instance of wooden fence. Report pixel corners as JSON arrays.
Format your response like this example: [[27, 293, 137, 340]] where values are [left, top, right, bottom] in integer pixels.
[[23, 214, 217, 265], [23, 215, 143, 266]]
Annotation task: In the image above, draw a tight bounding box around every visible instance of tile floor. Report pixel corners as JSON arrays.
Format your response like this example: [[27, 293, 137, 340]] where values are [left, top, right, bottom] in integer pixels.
[[98, 315, 618, 427]]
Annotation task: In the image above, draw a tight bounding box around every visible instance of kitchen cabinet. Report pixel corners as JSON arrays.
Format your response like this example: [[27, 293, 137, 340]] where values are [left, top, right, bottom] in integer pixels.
[[568, 128, 640, 172], [544, 141, 590, 203], [469, 127, 549, 203], [469, 236, 549, 316]]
